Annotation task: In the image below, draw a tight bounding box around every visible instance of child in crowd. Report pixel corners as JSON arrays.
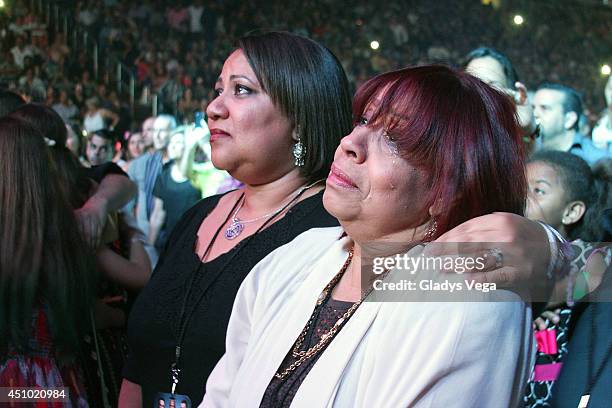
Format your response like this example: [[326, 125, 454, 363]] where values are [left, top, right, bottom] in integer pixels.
[[524, 151, 611, 407]]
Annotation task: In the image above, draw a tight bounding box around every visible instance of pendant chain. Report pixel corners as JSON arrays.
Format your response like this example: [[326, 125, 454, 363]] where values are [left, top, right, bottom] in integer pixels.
[[224, 180, 322, 240], [274, 247, 377, 380]]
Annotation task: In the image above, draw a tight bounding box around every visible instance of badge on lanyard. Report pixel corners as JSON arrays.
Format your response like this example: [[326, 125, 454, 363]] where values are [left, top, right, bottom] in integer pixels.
[[155, 347, 193, 407], [154, 392, 192, 408]]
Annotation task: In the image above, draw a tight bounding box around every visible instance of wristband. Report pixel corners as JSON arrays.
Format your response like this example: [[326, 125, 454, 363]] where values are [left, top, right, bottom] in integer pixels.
[[537, 221, 572, 281]]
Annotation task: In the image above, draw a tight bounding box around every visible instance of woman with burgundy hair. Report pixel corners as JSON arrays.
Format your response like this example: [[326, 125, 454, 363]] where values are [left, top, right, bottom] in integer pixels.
[[122, 32, 554, 408], [203, 65, 535, 407]]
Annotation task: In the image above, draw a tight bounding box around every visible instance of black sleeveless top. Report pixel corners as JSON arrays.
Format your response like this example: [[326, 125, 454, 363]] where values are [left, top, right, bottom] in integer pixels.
[[124, 190, 338, 407]]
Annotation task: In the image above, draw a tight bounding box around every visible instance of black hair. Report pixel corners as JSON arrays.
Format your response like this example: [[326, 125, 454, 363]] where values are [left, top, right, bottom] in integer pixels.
[[237, 31, 352, 183], [90, 128, 116, 143], [9, 104, 92, 207], [462, 47, 519, 89], [528, 151, 611, 241], [0, 89, 26, 117], [10, 103, 67, 146], [536, 82, 583, 130], [0, 116, 95, 358]]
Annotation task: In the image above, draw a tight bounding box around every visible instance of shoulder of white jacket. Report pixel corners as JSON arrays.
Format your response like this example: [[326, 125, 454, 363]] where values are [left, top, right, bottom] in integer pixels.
[[250, 226, 344, 285], [260, 226, 344, 266]]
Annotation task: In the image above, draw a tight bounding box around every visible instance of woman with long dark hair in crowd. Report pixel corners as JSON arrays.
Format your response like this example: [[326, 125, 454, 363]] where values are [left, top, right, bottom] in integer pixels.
[[0, 116, 95, 405], [11, 103, 151, 406]]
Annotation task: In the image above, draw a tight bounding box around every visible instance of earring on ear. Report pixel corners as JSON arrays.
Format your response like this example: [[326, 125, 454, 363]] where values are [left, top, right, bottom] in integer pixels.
[[292, 136, 306, 167], [423, 219, 438, 241]]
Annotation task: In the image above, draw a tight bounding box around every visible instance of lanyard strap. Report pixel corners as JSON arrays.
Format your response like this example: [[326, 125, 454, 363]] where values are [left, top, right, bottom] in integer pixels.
[[171, 192, 242, 393], [170, 186, 312, 393]]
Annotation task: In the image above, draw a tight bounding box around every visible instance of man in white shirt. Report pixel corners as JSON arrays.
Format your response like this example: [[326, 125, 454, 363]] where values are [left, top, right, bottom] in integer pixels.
[[533, 83, 610, 165], [11, 36, 33, 69], [188, 0, 204, 35]]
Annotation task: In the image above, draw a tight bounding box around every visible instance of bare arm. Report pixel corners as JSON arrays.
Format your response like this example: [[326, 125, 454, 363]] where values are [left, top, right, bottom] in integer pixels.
[[84, 173, 136, 214], [75, 174, 137, 247], [178, 124, 210, 179], [148, 197, 166, 247], [100, 108, 120, 129], [118, 379, 142, 408], [96, 240, 152, 290], [178, 141, 197, 180]]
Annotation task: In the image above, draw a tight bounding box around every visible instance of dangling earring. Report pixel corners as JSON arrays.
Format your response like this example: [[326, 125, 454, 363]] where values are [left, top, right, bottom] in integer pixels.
[[423, 219, 438, 241], [293, 137, 305, 167]]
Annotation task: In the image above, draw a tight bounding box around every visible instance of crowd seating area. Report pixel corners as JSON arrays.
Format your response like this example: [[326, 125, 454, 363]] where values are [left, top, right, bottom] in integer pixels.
[[1, 0, 610, 132]]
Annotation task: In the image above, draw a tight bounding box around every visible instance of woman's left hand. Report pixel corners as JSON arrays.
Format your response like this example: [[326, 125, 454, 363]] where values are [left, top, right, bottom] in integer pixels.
[[424, 212, 552, 301]]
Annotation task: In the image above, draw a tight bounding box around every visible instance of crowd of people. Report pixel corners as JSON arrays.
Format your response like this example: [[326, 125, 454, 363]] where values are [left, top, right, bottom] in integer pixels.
[[1, 1, 611, 133], [1, 1, 612, 408]]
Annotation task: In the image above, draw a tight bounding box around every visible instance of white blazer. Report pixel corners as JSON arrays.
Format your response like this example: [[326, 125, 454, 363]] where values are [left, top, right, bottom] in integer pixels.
[[202, 227, 534, 407]]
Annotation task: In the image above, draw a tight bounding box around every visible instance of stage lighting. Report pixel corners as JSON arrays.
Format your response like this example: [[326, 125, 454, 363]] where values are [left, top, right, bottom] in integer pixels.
[[370, 40, 380, 50], [513, 15, 524, 25], [602, 64, 611, 76]]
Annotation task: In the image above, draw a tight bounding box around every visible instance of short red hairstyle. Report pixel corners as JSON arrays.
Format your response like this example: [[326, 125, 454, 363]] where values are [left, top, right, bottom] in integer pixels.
[[353, 65, 526, 240]]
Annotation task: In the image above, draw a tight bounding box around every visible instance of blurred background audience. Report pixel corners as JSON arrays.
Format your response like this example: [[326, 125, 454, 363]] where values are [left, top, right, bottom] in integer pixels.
[[1, 0, 610, 138]]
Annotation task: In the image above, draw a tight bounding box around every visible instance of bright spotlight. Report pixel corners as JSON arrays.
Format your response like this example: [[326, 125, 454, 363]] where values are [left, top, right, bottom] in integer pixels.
[[370, 40, 380, 50], [602, 64, 611, 76], [0, 0, 5, 8], [513, 15, 524, 25]]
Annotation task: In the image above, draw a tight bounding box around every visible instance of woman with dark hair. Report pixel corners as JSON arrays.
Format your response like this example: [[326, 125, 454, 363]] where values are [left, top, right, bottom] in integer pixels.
[[203, 66, 534, 407], [0, 116, 94, 405], [463, 46, 538, 152], [120, 30, 352, 407], [10, 103, 151, 406], [115, 131, 145, 172], [121, 33, 556, 407]]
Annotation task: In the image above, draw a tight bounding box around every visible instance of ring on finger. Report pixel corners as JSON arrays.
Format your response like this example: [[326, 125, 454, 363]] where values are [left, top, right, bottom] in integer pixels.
[[483, 248, 503, 269]]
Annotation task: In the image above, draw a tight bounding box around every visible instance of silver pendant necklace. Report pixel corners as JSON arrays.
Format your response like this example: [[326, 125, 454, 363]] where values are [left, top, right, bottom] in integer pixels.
[[224, 198, 278, 240], [224, 180, 322, 240]]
